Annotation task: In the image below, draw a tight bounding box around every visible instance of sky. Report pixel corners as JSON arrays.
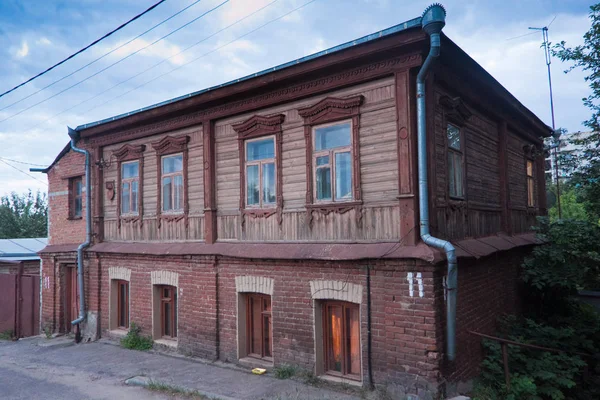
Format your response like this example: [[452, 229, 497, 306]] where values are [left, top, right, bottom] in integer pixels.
[[0, 0, 594, 197]]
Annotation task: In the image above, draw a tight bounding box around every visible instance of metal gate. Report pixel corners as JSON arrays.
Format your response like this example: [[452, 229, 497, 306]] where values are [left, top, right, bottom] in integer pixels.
[[0, 273, 40, 338]]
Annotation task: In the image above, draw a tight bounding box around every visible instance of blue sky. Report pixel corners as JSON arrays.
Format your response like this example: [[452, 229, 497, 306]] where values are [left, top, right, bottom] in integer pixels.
[[0, 0, 594, 196]]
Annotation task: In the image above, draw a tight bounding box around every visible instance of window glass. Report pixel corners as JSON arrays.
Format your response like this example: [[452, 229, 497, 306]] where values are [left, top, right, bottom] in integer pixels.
[[162, 155, 183, 173], [447, 124, 461, 150], [73, 178, 83, 217], [315, 123, 351, 151], [316, 155, 329, 166], [174, 175, 183, 210], [527, 160, 534, 177], [247, 138, 275, 161], [122, 182, 130, 214], [246, 165, 259, 205], [131, 181, 138, 213], [346, 306, 360, 375], [262, 163, 276, 204], [122, 161, 139, 178], [327, 305, 343, 373], [335, 152, 352, 200], [162, 177, 172, 211], [316, 166, 332, 201], [448, 153, 464, 198]]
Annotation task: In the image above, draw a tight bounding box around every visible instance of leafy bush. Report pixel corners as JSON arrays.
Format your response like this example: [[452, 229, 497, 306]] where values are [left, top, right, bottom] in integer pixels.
[[0, 330, 14, 340], [272, 363, 297, 379], [120, 322, 153, 351]]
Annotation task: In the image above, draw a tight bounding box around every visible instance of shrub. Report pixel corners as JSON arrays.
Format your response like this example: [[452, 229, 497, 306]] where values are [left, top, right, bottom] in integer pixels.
[[120, 322, 153, 351], [272, 364, 297, 379], [0, 330, 14, 340]]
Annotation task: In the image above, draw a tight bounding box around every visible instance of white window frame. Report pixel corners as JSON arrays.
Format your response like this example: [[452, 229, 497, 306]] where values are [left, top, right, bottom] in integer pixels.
[[121, 160, 140, 215], [245, 136, 277, 209], [161, 153, 184, 213]]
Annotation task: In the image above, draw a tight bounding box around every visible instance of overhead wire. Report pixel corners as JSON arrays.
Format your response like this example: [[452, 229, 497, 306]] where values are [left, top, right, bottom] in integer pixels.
[[72, 0, 319, 122], [0, 0, 230, 125], [0, 159, 48, 185], [25, 0, 283, 132], [0, 156, 48, 167], [0, 0, 205, 114], [0, 0, 167, 99]]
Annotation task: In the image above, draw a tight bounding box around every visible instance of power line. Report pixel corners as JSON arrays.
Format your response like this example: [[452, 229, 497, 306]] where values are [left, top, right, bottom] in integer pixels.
[[25, 0, 282, 132], [0, 159, 48, 186], [0, 0, 205, 114], [0, 0, 229, 125], [0, 0, 167, 100], [0, 157, 48, 167], [77, 0, 319, 119]]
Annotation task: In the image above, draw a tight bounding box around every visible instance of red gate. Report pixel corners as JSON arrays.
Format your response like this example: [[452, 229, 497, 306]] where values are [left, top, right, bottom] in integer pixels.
[[0, 271, 40, 338]]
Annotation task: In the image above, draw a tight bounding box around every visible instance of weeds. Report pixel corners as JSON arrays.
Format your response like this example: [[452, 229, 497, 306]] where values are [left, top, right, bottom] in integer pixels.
[[146, 380, 219, 399], [273, 363, 297, 379], [120, 322, 153, 351], [43, 326, 52, 339], [0, 330, 14, 340]]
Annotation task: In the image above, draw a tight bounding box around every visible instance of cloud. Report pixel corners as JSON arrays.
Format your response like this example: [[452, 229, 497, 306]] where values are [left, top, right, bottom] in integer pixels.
[[36, 37, 52, 46], [103, 38, 189, 66], [15, 41, 29, 58]]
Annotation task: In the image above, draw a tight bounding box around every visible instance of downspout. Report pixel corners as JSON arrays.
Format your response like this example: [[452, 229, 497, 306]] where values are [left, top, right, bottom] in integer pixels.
[[417, 4, 458, 361], [68, 127, 91, 328]]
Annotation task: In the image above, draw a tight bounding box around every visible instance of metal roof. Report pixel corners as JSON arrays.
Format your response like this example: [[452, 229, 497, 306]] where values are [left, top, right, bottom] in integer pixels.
[[0, 238, 47, 261], [75, 17, 422, 131]]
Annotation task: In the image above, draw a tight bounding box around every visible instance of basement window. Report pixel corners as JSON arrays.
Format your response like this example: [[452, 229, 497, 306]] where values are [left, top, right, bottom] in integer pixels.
[[322, 301, 361, 380], [159, 285, 177, 339], [246, 294, 272, 361]]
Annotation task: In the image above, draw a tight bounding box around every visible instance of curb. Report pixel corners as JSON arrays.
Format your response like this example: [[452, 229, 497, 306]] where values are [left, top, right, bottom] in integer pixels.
[[125, 375, 237, 400]]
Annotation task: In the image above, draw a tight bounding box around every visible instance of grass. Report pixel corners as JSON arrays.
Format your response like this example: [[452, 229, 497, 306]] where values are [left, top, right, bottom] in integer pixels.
[[273, 363, 297, 379], [120, 322, 153, 351], [0, 330, 14, 340], [146, 381, 220, 399]]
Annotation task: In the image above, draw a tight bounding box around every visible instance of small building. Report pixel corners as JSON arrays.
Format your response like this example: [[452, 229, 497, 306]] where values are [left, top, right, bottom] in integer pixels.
[[37, 5, 550, 398], [0, 237, 46, 275]]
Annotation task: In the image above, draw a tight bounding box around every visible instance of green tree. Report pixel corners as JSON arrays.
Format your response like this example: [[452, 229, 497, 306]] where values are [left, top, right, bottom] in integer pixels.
[[0, 191, 48, 239], [548, 186, 589, 221], [552, 3, 600, 222]]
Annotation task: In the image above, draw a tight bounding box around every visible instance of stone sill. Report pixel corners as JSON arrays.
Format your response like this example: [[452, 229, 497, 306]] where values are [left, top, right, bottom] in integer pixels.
[[238, 356, 273, 370], [154, 338, 178, 349], [319, 374, 362, 387]]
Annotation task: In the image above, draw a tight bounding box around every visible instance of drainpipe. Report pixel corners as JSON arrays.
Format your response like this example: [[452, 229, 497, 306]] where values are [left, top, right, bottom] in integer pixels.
[[68, 127, 91, 328], [417, 4, 458, 362]]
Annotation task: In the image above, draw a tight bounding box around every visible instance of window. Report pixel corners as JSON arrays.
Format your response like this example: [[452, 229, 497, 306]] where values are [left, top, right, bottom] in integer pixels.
[[447, 123, 464, 198], [246, 294, 272, 360], [323, 301, 360, 379], [159, 285, 177, 339], [70, 177, 83, 218], [527, 159, 535, 207], [161, 154, 184, 212], [116, 280, 129, 329], [313, 122, 353, 202], [121, 161, 139, 214], [245, 138, 276, 208]]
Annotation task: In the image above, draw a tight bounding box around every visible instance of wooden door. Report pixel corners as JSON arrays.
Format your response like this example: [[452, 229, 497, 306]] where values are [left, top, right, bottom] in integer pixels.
[[65, 266, 78, 333]]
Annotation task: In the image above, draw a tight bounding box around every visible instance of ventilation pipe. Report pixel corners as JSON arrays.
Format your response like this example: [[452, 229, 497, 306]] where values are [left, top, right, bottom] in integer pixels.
[[68, 127, 91, 329], [417, 4, 458, 362]]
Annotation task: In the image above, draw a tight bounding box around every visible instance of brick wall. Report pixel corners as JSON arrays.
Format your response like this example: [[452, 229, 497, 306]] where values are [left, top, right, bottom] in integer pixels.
[[46, 149, 87, 246], [40, 252, 77, 333], [443, 250, 526, 385]]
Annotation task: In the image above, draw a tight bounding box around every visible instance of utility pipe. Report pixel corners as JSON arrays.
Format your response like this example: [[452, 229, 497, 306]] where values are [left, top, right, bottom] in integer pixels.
[[417, 4, 458, 361], [68, 127, 91, 327]]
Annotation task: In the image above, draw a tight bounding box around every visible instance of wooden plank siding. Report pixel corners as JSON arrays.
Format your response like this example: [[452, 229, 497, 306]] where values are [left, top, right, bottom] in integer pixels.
[[431, 82, 535, 241], [103, 125, 204, 241], [215, 77, 400, 242]]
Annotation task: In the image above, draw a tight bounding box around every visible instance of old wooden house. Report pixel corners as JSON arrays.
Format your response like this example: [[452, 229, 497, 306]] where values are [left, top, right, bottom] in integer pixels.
[[38, 5, 549, 398]]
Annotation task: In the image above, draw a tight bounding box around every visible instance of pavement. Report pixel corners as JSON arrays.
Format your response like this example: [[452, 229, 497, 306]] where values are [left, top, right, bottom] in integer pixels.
[[0, 336, 363, 400]]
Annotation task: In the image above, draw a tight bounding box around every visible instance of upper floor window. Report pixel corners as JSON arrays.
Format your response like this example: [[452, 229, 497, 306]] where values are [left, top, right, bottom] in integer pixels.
[[313, 122, 353, 202], [245, 137, 276, 208], [70, 176, 83, 218], [162, 154, 183, 212], [121, 161, 139, 214], [447, 123, 464, 198], [527, 159, 535, 207]]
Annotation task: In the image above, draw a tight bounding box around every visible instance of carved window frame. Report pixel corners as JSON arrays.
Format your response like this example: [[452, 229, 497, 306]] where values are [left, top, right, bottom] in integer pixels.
[[298, 96, 364, 227], [113, 144, 145, 228], [151, 135, 190, 227], [439, 96, 472, 208], [233, 114, 284, 225]]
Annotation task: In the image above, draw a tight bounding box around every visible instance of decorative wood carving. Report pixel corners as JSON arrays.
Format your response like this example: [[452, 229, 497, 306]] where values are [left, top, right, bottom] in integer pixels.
[[113, 144, 146, 230], [523, 143, 543, 159], [151, 135, 190, 229], [86, 54, 422, 147], [105, 180, 115, 201], [439, 96, 473, 125], [299, 96, 364, 227], [233, 114, 285, 226]]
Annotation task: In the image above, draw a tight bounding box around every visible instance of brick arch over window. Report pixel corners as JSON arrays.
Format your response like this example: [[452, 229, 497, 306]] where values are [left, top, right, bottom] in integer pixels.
[[235, 276, 274, 296], [108, 267, 131, 282], [309, 280, 363, 304], [151, 270, 179, 287]]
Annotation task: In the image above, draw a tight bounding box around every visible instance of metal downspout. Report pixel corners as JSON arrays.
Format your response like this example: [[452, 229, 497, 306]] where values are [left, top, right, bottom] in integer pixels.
[[68, 127, 91, 327], [417, 4, 458, 362]]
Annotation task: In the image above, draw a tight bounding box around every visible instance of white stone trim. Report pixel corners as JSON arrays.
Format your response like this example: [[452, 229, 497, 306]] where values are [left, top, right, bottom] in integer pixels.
[[235, 276, 273, 295], [108, 267, 131, 282], [310, 280, 363, 304], [151, 270, 179, 287]]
